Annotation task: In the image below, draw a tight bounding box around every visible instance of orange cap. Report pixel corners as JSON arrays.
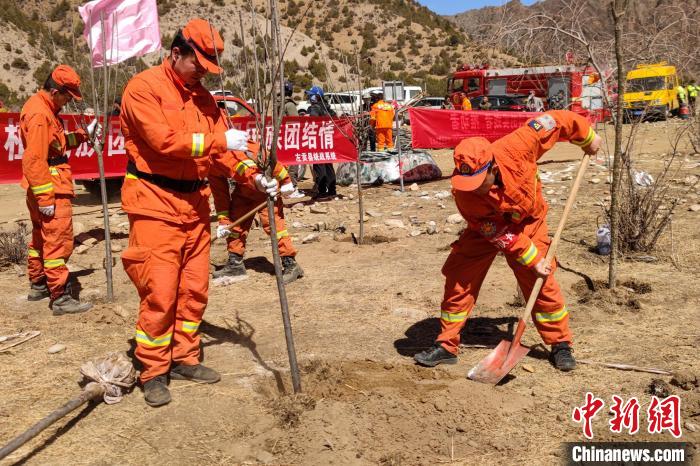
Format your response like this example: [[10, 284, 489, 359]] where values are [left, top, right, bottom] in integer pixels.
[[181, 18, 224, 74], [451, 137, 492, 191], [51, 65, 82, 101]]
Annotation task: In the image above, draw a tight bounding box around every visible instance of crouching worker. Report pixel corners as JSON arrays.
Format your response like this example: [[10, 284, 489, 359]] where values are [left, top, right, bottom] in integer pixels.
[[414, 110, 601, 372], [210, 153, 304, 284]]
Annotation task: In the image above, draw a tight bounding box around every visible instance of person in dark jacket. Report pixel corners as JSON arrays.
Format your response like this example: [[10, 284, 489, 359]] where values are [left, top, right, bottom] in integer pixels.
[[305, 86, 337, 199]]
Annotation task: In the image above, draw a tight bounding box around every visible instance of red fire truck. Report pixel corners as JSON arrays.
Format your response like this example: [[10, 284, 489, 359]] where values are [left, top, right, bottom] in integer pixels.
[[447, 64, 607, 114]]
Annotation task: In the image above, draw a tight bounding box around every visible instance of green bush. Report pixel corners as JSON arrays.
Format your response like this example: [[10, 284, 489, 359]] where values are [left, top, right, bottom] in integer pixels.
[[11, 58, 29, 70]]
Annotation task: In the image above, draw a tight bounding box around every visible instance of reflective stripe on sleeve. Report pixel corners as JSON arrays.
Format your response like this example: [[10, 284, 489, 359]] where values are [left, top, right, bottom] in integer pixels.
[[49, 167, 59, 176], [572, 127, 595, 147], [276, 229, 288, 239], [534, 307, 569, 323], [191, 133, 205, 157], [217, 210, 229, 221], [28, 248, 40, 258], [125, 172, 138, 180], [181, 321, 200, 334], [43, 258, 65, 269], [440, 310, 469, 323], [135, 329, 173, 347], [228, 231, 241, 239], [235, 159, 257, 176], [31, 182, 54, 195], [516, 243, 538, 266], [275, 167, 288, 181]]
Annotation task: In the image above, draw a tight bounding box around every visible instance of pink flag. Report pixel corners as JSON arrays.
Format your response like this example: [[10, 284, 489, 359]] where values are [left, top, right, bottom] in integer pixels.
[[79, 0, 161, 67]]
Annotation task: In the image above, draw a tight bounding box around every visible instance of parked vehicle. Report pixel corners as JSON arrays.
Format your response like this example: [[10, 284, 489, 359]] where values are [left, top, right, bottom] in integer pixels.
[[469, 95, 528, 112], [297, 92, 362, 116], [404, 96, 445, 123], [623, 62, 680, 121], [213, 94, 255, 118]]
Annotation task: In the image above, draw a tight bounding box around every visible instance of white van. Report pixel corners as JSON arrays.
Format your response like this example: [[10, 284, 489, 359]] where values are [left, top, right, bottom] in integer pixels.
[[297, 92, 363, 116]]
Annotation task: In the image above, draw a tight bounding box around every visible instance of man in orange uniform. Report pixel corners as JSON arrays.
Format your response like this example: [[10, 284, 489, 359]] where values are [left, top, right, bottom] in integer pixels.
[[119, 19, 277, 407], [20, 65, 99, 315], [461, 93, 472, 111], [370, 91, 395, 151], [210, 157, 304, 284], [414, 110, 601, 371]]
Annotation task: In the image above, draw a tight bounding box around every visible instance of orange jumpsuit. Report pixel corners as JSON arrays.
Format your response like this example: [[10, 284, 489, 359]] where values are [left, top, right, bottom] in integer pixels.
[[20, 90, 88, 299], [119, 58, 256, 383], [461, 96, 472, 111], [370, 100, 395, 150], [438, 110, 597, 354], [210, 160, 296, 258]]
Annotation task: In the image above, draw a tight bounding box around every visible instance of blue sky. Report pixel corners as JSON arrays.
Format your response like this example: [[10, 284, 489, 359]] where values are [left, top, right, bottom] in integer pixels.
[[416, 0, 539, 15]]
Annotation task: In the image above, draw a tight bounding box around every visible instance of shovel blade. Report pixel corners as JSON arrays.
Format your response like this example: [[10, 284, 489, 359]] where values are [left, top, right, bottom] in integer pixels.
[[467, 339, 530, 385]]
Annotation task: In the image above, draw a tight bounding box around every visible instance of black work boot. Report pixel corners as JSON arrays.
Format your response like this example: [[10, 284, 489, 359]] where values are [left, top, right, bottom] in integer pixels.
[[414, 344, 458, 367], [28, 279, 50, 301], [170, 363, 221, 384], [282, 256, 304, 284], [143, 375, 171, 407], [550, 342, 576, 371], [51, 292, 93, 316], [213, 252, 247, 279]]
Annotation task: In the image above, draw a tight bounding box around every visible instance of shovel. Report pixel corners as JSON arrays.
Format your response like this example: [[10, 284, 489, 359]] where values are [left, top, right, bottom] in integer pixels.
[[467, 153, 590, 384]]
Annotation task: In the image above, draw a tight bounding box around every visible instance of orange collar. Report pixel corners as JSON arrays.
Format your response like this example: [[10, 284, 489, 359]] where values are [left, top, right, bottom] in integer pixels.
[[37, 90, 60, 115]]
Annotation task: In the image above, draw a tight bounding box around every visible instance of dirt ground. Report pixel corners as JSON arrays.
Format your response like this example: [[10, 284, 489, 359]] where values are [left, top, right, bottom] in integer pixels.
[[0, 120, 699, 465]]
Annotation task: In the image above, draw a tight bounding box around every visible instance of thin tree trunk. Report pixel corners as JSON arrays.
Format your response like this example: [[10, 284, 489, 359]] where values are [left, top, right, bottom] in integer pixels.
[[608, 0, 627, 289]]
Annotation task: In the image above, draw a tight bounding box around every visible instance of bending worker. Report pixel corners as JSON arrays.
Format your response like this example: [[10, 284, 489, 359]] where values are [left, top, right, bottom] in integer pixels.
[[20, 64, 99, 315], [119, 18, 277, 407], [414, 110, 601, 372], [210, 153, 304, 284], [369, 91, 395, 151]]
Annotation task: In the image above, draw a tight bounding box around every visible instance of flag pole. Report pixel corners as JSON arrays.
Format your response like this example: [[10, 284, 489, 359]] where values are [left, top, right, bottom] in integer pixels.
[[97, 11, 114, 301]]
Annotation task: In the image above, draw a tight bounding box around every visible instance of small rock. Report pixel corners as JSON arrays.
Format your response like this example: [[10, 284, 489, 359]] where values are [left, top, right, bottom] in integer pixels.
[[291, 221, 304, 229], [302, 233, 320, 244], [313, 222, 326, 231], [347, 194, 355, 200], [392, 307, 425, 319], [112, 306, 129, 319], [688, 204, 700, 212], [446, 213, 464, 224], [443, 227, 453, 234], [366, 210, 382, 217], [685, 421, 697, 433], [310, 204, 328, 214], [292, 202, 305, 212], [410, 229, 422, 237], [433, 399, 446, 412], [409, 183, 419, 191], [74, 244, 91, 254], [67, 263, 86, 273], [391, 211, 402, 216], [47, 344, 66, 354], [521, 364, 535, 373], [562, 175, 573, 181], [110, 242, 123, 253], [434, 191, 451, 200], [546, 189, 555, 195], [671, 371, 699, 390], [426, 221, 437, 235], [589, 178, 601, 184], [438, 203, 446, 209], [384, 219, 405, 229], [73, 222, 87, 236], [256, 451, 275, 464]]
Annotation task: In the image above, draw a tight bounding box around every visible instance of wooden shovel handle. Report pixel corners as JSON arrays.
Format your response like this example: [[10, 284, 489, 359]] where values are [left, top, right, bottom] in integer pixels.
[[218, 200, 268, 231], [519, 153, 591, 324]]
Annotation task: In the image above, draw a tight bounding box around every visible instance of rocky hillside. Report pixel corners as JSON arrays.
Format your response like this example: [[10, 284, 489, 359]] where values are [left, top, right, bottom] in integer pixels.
[[0, 0, 514, 110], [449, 0, 699, 79]]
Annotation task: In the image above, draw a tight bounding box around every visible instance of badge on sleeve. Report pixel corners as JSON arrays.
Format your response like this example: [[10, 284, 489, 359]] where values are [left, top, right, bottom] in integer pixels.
[[528, 114, 556, 132]]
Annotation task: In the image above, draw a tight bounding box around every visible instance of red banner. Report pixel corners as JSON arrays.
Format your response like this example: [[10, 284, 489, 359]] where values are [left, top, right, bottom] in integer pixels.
[[409, 108, 540, 149], [0, 113, 356, 184]]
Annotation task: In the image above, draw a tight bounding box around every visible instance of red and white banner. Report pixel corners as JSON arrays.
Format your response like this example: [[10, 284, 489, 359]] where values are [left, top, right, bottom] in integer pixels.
[[409, 108, 540, 149], [0, 113, 356, 184]]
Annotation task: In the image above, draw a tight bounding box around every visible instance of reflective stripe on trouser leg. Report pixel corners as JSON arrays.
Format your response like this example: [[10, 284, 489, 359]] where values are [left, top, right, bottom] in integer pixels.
[[172, 220, 210, 366], [129, 215, 187, 382], [40, 206, 73, 299], [437, 240, 498, 355], [505, 216, 573, 346], [260, 197, 297, 257]]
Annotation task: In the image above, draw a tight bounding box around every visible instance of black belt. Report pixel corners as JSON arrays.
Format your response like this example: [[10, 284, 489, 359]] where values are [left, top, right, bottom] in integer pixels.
[[126, 161, 208, 193], [48, 155, 68, 166]]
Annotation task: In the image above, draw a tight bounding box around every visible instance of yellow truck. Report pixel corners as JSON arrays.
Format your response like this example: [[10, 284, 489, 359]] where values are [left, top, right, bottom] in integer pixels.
[[623, 63, 679, 121]]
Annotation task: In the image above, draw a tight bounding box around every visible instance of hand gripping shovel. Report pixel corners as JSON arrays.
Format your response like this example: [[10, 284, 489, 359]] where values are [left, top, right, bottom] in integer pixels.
[[467, 153, 590, 384]]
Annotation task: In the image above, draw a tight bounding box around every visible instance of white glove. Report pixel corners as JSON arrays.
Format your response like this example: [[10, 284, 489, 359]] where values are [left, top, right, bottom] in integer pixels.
[[38, 205, 55, 217], [225, 129, 249, 151], [86, 118, 102, 140], [254, 174, 279, 196], [280, 182, 295, 198], [216, 224, 231, 239]]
